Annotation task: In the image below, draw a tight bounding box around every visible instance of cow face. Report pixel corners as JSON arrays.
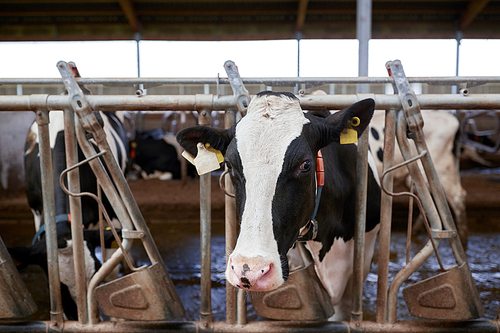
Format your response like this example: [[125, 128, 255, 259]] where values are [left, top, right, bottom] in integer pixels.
[[177, 91, 375, 291]]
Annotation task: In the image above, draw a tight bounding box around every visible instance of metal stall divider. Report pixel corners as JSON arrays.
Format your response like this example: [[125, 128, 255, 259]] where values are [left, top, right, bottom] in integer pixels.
[[30, 94, 65, 330], [0, 235, 38, 319], [383, 60, 483, 323], [3, 73, 500, 332], [56, 61, 185, 323]]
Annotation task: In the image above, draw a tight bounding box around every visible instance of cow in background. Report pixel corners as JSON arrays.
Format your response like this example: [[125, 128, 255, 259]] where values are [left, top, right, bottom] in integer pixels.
[[368, 109, 467, 243], [311, 89, 468, 244], [177, 91, 381, 320], [129, 128, 188, 181]]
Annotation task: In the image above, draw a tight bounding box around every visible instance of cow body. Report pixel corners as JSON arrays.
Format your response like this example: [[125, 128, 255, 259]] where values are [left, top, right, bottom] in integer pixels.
[[368, 110, 467, 241], [130, 129, 185, 181], [177, 92, 380, 320], [16, 110, 128, 320]]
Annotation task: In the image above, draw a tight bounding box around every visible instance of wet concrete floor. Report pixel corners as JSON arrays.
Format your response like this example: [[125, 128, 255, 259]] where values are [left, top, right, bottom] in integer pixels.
[[0, 220, 499, 323]]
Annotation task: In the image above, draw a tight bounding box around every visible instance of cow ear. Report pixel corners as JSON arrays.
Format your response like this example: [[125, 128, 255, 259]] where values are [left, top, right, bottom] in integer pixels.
[[321, 98, 375, 147], [176, 126, 235, 157]]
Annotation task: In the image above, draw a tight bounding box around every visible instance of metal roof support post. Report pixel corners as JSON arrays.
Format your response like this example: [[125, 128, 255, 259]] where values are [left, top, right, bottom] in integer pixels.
[[452, 31, 463, 94], [357, 0, 371, 94]]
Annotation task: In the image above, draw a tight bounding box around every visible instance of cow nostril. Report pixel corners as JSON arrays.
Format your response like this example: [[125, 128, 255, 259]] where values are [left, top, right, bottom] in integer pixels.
[[231, 265, 235, 270]]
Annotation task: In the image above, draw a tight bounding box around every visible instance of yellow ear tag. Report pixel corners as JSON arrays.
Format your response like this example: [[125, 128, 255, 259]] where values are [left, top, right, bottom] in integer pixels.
[[193, 143, 221, 175], [205, 143, 224, 164], [340, 117, 361, 145], [181, 143, 224, 175]]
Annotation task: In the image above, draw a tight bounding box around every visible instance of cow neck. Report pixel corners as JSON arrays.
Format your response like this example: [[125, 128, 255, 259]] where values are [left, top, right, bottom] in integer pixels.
[[32, 214, 71, 245], [297, 150, 324, 242]]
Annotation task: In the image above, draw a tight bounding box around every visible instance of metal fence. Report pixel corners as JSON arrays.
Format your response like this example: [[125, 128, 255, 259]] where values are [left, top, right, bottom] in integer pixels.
[[1, 63, 500, 332]]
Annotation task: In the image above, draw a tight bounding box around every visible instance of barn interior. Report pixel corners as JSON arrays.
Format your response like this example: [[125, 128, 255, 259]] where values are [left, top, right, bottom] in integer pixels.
[[1, 0, 500, 331]]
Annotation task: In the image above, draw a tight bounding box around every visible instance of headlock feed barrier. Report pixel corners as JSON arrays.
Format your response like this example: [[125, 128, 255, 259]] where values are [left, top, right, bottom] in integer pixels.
[[0, 59, 499, 332]]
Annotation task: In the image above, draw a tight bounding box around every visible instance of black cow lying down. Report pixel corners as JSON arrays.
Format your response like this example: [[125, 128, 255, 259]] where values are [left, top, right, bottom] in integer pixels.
[[177, 91, 381, 320], [130, 128, 183, 180], [10, 110, 128, 320]]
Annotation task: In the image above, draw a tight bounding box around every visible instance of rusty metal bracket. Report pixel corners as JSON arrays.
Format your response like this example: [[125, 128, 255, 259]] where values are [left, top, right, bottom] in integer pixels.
[[224, 60, 250, 117], [431, 229, 457, 239]]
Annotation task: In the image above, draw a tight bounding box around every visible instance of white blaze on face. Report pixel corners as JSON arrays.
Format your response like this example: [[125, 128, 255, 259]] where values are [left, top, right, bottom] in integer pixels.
[[226, 94, 309, 290]]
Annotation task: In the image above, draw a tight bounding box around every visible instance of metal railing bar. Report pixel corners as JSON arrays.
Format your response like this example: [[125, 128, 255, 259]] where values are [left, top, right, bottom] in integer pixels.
[[0, 319, 499, 333], [2, 76, 500, 86], [2, 94, 500, 112]]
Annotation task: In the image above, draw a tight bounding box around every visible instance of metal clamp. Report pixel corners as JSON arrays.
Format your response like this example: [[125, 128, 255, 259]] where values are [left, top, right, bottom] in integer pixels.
[[224, 60, 250, 117], [122, 229, 145, 239], [431, 229, 457, 239]]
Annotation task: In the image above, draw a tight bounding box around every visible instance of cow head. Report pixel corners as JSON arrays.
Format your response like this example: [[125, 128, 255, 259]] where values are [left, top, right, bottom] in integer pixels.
[[177, 91, 375, 291]]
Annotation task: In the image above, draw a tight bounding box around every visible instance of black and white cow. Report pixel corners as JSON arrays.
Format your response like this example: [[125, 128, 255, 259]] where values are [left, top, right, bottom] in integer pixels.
[[311, 89, 468, 244], [368, 109, 468, 242], [14, 109, 128, 320], [177, 91, 381, 320], [130, 128, 187, 180]]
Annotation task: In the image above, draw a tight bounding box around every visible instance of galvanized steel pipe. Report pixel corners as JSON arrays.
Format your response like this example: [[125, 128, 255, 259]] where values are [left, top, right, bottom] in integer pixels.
[[2, 94, 500, 112], [199, 109, 213, 326], [31, 95, 65, 329], [224, 109, 238, 325], [375, 109, 397, 324], [2, 76, 500, 86], [351, 124, 369, 324], [63, 108, 88, 324]]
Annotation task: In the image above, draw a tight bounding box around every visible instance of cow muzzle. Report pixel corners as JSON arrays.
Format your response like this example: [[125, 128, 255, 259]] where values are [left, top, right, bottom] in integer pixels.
[[226, 254, 284, 291]]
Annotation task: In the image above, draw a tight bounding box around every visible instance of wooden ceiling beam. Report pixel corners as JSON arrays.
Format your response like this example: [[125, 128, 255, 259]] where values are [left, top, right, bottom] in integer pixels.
[[118, 0, 139, 31], [460, 0, 490, 30], [0, 10, 123, 17], [296, 0, 309, 31]]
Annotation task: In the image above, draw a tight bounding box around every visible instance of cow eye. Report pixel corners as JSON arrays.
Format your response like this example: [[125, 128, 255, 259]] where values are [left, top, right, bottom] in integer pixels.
[[299, 160, 311, 172]]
